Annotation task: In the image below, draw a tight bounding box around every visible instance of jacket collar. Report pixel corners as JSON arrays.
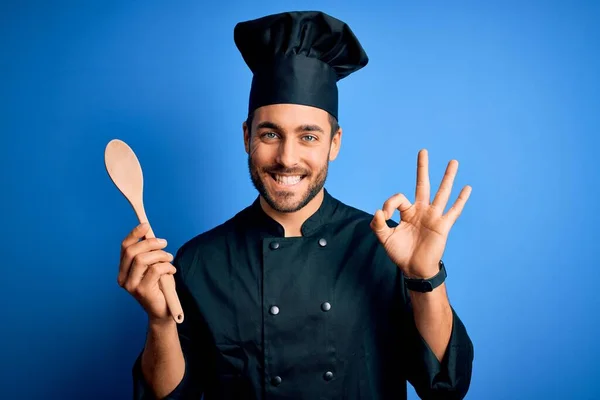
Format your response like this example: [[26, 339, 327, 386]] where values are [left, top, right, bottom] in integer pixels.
[[249, 188, 338, 237]]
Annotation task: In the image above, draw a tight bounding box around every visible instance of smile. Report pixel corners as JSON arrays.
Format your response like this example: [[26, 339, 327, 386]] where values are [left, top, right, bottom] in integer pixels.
[[270, 174, 305, 187]]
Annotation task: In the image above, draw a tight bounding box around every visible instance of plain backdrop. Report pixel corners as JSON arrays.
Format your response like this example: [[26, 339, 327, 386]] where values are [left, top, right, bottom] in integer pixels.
[[1, 1, 599, 399]]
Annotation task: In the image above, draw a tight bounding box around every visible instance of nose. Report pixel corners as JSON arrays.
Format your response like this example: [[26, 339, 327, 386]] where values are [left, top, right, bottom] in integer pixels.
[[275, 138, 300, 167]]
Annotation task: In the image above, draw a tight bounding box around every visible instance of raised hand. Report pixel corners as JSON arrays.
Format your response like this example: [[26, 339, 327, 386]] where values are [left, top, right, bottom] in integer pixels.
[[370, 149, 471, 278], [117, 223, 177, 323]]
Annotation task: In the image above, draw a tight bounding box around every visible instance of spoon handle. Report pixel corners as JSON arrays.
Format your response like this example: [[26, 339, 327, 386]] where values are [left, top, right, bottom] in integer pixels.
[[135, 205, 185, 324]]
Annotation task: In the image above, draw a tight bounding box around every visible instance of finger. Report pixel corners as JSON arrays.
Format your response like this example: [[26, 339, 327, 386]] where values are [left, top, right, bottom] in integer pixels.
[[382, 193, 412, 220], [370, 209, 392, 238], [432, 160, 459, 212], [121, 237, 168, 270], [118, 242, 170, 287], [118, 237, 168, 287], [137, 262, 177, 294], [444, 185, 472, 224], [415, 149, 430, 203], [123, 250, 174, 292], [121, 223, 151, 257]]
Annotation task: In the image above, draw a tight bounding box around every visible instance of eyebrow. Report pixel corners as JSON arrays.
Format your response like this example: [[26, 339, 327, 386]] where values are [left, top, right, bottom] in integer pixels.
[[256, 121, 325, 134]]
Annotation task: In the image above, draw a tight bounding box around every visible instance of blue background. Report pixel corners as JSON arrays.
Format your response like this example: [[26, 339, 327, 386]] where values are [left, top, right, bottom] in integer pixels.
[[2, 1, 599, 399]]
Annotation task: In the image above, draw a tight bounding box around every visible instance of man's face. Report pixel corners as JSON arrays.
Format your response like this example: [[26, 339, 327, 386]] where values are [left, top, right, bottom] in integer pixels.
[[244, 104, 341, 213]]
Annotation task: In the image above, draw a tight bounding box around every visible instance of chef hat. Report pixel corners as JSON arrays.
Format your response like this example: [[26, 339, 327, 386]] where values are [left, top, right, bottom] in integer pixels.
[[234, 11, 369, 120]]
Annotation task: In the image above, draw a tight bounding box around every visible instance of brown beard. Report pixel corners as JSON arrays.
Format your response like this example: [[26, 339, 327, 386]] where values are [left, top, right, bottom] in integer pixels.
[[248, 155, 329, 213]]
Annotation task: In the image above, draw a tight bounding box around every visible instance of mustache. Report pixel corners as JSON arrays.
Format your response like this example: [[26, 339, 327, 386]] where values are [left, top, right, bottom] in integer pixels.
[[262, 165, 310, 176]]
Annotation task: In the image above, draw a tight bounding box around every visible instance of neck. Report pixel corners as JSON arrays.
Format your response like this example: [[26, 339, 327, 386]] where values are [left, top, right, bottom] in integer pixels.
[[260, 189, 325, 237]]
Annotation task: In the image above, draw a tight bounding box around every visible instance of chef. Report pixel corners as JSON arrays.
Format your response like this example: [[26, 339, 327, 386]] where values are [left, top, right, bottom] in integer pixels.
[[123, 10, 474, 400]]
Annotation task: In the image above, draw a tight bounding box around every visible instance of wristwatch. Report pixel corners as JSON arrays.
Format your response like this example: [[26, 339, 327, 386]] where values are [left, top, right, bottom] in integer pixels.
[[404, 260, 447, 292]]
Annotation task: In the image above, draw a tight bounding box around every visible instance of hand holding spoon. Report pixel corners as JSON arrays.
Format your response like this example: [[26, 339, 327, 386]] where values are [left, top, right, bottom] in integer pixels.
[[104, 139, 184, 324]]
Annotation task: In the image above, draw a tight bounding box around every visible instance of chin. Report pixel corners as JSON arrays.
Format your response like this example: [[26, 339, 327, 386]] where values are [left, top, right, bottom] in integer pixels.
[[265, 189, 305, 213], [265, 182, 324, 214]]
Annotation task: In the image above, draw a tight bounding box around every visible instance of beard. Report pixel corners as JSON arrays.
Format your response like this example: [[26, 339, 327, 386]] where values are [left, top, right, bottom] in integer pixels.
[[248, 155, 329, 213]]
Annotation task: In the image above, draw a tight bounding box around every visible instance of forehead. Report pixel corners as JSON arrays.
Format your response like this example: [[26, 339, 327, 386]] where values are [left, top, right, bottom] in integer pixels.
[[253, 104, 329, 128]]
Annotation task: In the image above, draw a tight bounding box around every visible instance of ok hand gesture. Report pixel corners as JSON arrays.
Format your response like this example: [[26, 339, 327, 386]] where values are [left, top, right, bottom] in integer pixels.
[[370, 149, 472, 278]]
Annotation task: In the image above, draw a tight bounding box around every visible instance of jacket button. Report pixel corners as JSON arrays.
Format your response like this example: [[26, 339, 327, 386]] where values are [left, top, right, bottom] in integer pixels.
[[318, 238, 327, 247], [323, 371, 334, 381], [271, 376, 282, 386], [321, 302, 331, 312], [269, 305, 280, 315], [270, 241, 280, 250]]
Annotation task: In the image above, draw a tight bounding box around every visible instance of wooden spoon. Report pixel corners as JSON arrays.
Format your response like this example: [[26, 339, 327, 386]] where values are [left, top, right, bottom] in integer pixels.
[[104, 139, 184, 324]]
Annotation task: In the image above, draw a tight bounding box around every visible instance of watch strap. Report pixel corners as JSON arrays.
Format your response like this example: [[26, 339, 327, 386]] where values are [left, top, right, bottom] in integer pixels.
[[404, 260, 447, 292]]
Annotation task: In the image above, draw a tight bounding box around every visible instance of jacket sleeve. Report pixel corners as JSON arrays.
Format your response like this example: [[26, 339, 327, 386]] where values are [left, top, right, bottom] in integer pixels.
[[400, 274, 474, 400], [131, 246, 206, 399]]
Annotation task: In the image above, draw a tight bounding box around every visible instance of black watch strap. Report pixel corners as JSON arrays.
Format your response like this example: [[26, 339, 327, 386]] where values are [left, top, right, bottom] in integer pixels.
[[404, 260, 447, 292]]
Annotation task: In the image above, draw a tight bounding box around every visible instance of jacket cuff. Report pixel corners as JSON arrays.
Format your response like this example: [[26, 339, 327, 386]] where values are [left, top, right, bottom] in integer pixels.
[[410, 308, 474, 399]]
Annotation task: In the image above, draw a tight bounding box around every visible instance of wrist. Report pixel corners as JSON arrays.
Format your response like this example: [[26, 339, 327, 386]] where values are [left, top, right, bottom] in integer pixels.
[[404, 269, 438, 280], [148, 316, 177, 332], [403, 262, 440, 279]]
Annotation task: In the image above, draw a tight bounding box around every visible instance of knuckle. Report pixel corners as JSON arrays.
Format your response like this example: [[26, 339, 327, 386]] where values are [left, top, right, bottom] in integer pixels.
[[133, 285, 145, 297], [123, 281, 135, 292], [132, 253, 147, 266], [146, 263, 159, 274], [123, 246, 137, 262], [385, 193, 402, 205], [160, 262, 173, 274], [136, 223, 147, 234]]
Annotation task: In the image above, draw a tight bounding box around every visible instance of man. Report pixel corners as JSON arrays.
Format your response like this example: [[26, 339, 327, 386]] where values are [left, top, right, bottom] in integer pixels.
[[121, 10, 474, 400]]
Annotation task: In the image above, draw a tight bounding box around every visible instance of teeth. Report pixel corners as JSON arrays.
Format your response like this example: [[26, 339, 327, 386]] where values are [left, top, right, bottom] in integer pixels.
[[274, 175, 302, 185]]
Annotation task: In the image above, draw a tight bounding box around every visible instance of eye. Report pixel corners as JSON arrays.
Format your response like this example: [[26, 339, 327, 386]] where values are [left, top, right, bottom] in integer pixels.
[[302, 135, 317, 142], [261, 132, 279, 140]]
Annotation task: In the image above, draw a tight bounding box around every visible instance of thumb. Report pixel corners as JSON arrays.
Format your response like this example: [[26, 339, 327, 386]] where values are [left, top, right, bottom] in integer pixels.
[[370, 209, 391, 239]]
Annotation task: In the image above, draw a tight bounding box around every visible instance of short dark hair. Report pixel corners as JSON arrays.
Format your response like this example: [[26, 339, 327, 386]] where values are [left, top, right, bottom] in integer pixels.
[[246, 111, 340, 140]]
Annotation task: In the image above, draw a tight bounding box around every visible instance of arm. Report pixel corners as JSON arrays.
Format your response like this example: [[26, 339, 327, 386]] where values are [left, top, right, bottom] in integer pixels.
[[369, 150, 475, 397], [400, 272, 474, 400], [132, 247, 205, 400], [140, 319, 185, 398], [408, 282, 453, 362], [132, 321, 202, 400]]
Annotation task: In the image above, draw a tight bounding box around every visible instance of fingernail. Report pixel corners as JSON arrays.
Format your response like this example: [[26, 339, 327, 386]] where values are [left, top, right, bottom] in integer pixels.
[[158, 238, 167, 244]]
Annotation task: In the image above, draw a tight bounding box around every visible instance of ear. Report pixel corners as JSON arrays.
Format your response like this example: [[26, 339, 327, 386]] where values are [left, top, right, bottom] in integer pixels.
[[329, 127, 342, 161], [243, 121, 250, 154]]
